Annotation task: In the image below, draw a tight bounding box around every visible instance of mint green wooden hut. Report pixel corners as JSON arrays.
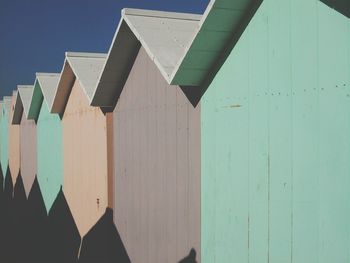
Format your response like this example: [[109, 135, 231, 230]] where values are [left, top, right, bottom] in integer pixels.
[[0, 97, 12, 177], [0, 100, 2, 175], [28, 73, 62, 212], [174, 0, 350, 262]]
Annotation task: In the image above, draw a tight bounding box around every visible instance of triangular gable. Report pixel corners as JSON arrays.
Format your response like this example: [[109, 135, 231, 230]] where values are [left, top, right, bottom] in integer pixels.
[[19, 86, 34, 119], [28, 73, 60, 121], [91, 8, 201, 107], [37, 73, 61, 110], [0, 101, 3, 118], [3, 96, 12, 117], [51, 52, 107, 115], [12, 85, 34, 124]]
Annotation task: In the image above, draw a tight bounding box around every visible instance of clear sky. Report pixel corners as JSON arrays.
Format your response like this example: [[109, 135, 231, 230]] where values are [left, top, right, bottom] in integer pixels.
[[0, 0, 208, 98]]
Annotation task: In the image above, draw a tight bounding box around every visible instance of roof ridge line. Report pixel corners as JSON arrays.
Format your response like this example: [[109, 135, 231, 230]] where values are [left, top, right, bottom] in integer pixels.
[[65, 52, 107, 58], [122, 8, 202, 21]]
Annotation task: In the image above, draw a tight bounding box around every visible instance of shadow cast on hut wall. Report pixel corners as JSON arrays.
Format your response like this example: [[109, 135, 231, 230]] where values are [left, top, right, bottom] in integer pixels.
[[79, 208, 131, 263], [12, 172, 29, 263], [178, 248, 198, 263], [47, 187, 81, 263], [1, 167, 13, 261], [26, 176, 49, 262], [0, 174, 132, 263]]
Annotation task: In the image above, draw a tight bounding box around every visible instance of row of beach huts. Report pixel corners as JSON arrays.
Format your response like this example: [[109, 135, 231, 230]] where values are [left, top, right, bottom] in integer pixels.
[[1, 0, 350, 262]]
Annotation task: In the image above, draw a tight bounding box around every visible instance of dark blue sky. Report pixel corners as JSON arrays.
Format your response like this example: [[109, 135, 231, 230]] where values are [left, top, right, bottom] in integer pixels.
[[0, 0, 208, 98]]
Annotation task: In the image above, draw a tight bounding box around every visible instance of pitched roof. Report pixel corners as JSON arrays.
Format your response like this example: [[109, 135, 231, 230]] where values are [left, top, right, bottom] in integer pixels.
[[51, 52, 107, 115], [0, 101, 3, 119], [3, 96, 12, 115], [12, 85, 34, 124], [92, 1, 262, 108], [91, 8, 201, 107], [171, 0, 262, 86], [28, 73, 60, 120]]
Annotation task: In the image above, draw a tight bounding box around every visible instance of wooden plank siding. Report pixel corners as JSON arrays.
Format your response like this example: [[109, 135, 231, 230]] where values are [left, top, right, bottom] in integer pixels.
[[201, 1, 350, 262], [9, 93, 20, 184], [62, 79, 110, 237], [37, 97, 63, 212], [0, 101, 9, 176], [113, 47, 200, 263], [20, 111, 37, 197]]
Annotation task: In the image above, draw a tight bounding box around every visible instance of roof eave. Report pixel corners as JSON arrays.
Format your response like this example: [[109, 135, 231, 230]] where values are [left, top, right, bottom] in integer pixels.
[[91, 8, 200, 108], [91, 16, 140, 108], [170, 0, 262, 86], [27, 78, 44, 121], [51, 58, 75, 115], [12, 89, 24, 124]]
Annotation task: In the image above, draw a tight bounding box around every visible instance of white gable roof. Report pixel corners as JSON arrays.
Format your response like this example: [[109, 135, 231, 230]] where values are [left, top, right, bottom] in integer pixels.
[[51, 52, 107, 114]]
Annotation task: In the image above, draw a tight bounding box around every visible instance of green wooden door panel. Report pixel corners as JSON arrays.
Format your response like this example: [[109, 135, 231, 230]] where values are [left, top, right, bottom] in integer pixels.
[[318, 3, 350, 262], [201, 0, 350, 262], [290, 1, 319, 262]]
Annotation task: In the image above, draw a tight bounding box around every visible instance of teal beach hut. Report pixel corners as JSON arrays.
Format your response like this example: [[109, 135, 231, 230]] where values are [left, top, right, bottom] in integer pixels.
[[0, 100, 2, 174], [170, 0, 350, 262], [0, 97, 12, 177], [28, 73, 63, 212]]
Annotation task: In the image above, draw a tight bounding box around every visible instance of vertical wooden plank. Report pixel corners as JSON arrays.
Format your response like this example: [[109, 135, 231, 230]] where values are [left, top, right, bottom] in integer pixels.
[[164, 60, 178, 263], [348, 13, 350, 263], [188, 98, 201, 263], [290, 1, 319, 262], [318, 3, 350, 262], [146, 49, 157, 263], [176, 79, 190, 260], [267, 1, 293, 262], [154, 55, 168, 263], [106, 112, 114, 209], [247, 3, 269, 262]]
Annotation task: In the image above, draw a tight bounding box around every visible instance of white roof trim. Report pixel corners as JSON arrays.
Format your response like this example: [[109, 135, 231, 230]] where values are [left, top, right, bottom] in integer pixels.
[[51, 52, 107, 114]]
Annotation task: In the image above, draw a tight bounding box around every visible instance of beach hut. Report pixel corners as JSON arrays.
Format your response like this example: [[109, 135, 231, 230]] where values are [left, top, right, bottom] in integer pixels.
[[8, 91, 21, 186], [51, 52, 111, 237], [12, 85, 37, 197], [184, 1, 350, 262], [0, 100, 2, 173], [1, 97, 12, 177], [92, 9, 201, 262], [94, 1, 350, 262], [28, 73, 62, 212]]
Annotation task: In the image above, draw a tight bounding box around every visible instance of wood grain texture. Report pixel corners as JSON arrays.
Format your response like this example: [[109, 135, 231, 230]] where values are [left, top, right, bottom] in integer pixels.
[[113, 47, 200, 263], [37, 99, 63, 212], [201, 1, 350, 262], [62, 79, 109, 237], [0, 102, 9, 176], [20, 112, 37, 197], [9, 93, 20, 183]]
